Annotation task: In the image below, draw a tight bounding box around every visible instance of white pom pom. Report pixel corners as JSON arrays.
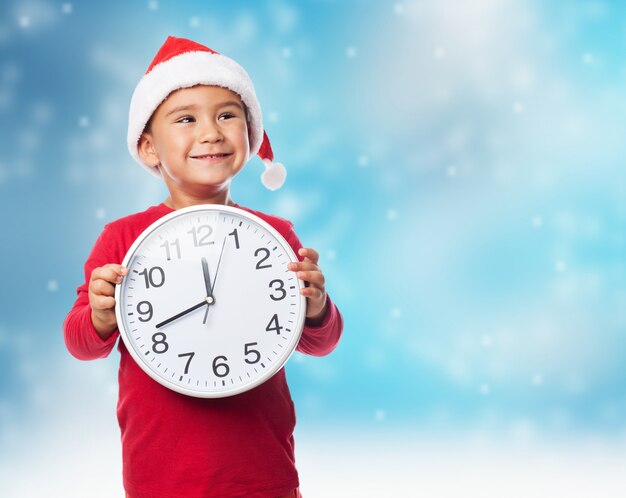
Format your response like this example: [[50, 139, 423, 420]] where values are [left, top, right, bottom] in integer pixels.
[[261, 159, 286, 190]]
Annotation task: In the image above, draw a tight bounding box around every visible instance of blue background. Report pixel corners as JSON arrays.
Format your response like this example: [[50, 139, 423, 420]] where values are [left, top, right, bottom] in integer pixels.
[[1, 0, 625, 495]]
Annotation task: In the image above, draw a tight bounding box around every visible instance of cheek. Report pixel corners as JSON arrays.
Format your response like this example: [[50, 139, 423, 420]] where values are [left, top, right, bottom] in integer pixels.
[[156, 132, 189, 157], [238, 124, 251, 153]]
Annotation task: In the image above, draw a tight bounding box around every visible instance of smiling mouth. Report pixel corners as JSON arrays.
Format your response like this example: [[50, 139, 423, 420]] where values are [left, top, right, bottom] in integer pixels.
[[191, 153, 232, 160]]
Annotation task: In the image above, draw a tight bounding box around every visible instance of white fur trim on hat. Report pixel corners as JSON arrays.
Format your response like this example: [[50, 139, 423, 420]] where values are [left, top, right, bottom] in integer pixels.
[[261, 159, 286, 191]]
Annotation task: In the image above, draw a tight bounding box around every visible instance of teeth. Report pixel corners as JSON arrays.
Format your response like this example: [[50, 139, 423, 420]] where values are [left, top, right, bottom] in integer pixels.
[[196, 154, 225, 159]]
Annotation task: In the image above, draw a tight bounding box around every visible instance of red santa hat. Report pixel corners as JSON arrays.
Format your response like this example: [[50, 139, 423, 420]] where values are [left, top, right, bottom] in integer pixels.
[[127, 36, 286, 190]]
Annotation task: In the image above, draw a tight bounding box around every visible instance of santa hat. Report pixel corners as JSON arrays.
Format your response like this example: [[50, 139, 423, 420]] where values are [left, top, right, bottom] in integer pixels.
[[127, 36, 286, 190]]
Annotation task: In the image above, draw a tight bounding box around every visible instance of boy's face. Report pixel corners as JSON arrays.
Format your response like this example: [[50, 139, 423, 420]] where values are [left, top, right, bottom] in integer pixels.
[[138, 85, 250, 200]]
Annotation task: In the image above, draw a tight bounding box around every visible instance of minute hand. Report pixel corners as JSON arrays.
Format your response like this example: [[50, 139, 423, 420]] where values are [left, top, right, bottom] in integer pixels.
[[155, 300, 207, 329], [210, 236, 227, 295]]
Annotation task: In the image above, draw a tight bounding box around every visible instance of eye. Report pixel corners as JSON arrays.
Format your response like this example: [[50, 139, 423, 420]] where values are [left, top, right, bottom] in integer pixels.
[[176, 116, 195, 124], [218, 112, 236, 121]]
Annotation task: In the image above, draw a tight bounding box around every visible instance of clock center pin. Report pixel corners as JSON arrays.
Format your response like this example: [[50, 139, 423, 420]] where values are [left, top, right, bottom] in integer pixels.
[[206, 296, 215, 305]]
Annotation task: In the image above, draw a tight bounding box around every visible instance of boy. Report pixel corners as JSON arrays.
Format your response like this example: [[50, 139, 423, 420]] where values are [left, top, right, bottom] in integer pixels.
[[63, 36, 343, 498]]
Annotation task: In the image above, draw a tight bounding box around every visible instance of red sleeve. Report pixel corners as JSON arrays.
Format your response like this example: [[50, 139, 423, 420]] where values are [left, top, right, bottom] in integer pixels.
[[63, 224, 122, 361], [284, 227, 343, 357]]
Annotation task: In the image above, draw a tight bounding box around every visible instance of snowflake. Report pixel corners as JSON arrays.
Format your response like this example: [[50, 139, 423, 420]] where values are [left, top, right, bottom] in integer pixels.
[[393, 3, 405, 15], [18, 16, 31, 29]]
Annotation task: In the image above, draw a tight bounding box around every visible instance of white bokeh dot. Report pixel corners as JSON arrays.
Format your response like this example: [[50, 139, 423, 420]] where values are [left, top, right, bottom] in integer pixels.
[[190, 16, 200, 28], [96, 208, 106, 220], [78, 116, 90, 128], [18, 16, 31, 29], [393, 3, 405, 15], [532, 215, 543, 228], [446, 165, 457, 177], [346, 46, 357, 58], [357, 155, 369, 167], [391, 307, 402, 319], [513, 102, 524, 114], [481, 335, 492, 347], [267, 111, 279, 124], [326, 249, 336, 261], [480, 383, 491, 395], [148, 0, 159, 11], [375, 409, 386, 421], [281, 47, 292, 59], [555, 260, 567, 273], [434, 46, 446, 59], [532, 373, 544, 386], [387, 209, 397, 221], [62, 3, 73, 14], [582, 52, 593, 64], [47, 280, 58, 292]]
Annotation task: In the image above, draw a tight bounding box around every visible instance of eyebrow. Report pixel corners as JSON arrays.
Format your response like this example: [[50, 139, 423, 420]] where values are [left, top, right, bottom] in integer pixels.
[[164, 101, 244, 118]]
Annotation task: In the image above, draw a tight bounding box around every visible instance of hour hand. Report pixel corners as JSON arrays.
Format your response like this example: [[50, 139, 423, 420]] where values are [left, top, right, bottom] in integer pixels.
[[201, 257, 213, 299], [201, 257, 216, 325]]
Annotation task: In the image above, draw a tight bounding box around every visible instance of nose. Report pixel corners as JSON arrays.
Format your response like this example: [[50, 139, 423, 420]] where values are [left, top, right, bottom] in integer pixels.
[[198, 118, 223, 143]]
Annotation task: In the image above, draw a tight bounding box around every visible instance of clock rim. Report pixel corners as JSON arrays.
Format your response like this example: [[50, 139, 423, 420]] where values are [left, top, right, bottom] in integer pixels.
[[114, 203, 306, 398]]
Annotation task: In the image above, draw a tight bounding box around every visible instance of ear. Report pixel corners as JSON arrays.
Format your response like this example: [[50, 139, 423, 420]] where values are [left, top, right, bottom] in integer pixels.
[[137, 131, 160, 167]]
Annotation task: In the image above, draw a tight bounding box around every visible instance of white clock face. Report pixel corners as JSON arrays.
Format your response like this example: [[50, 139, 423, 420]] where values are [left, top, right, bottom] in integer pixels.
[[114, 205, 306, 398]]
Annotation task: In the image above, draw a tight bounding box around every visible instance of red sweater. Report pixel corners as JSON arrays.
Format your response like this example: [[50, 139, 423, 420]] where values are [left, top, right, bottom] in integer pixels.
[[63, 203, 343, 498]]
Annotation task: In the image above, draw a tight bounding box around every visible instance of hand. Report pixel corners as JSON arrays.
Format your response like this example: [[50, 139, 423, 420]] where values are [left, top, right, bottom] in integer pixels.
[[155, 299, 209, 329], [89, 264, 128, 339], [289, 248, 328, 325], [211, 236, 227, 295], [201, 257, 214, 324], [201, 257, 213, 298], [161, 256, 219, 329]]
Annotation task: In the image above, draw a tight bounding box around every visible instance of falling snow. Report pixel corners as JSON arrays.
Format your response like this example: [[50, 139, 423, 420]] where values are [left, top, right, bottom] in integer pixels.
[[3, 1, 626, 496]]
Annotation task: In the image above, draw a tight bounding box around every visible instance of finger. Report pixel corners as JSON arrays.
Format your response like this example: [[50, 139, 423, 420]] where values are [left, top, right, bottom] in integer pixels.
[[102, 263, 128, 276], [91, 264, 128, 284], [298, 247, 319, 265], [296, 270, 325, 289], [288, 261, 319, 272], [91, 295, 116, 311], [300, 286, 325, 300], [90, 278, 116, 297]]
